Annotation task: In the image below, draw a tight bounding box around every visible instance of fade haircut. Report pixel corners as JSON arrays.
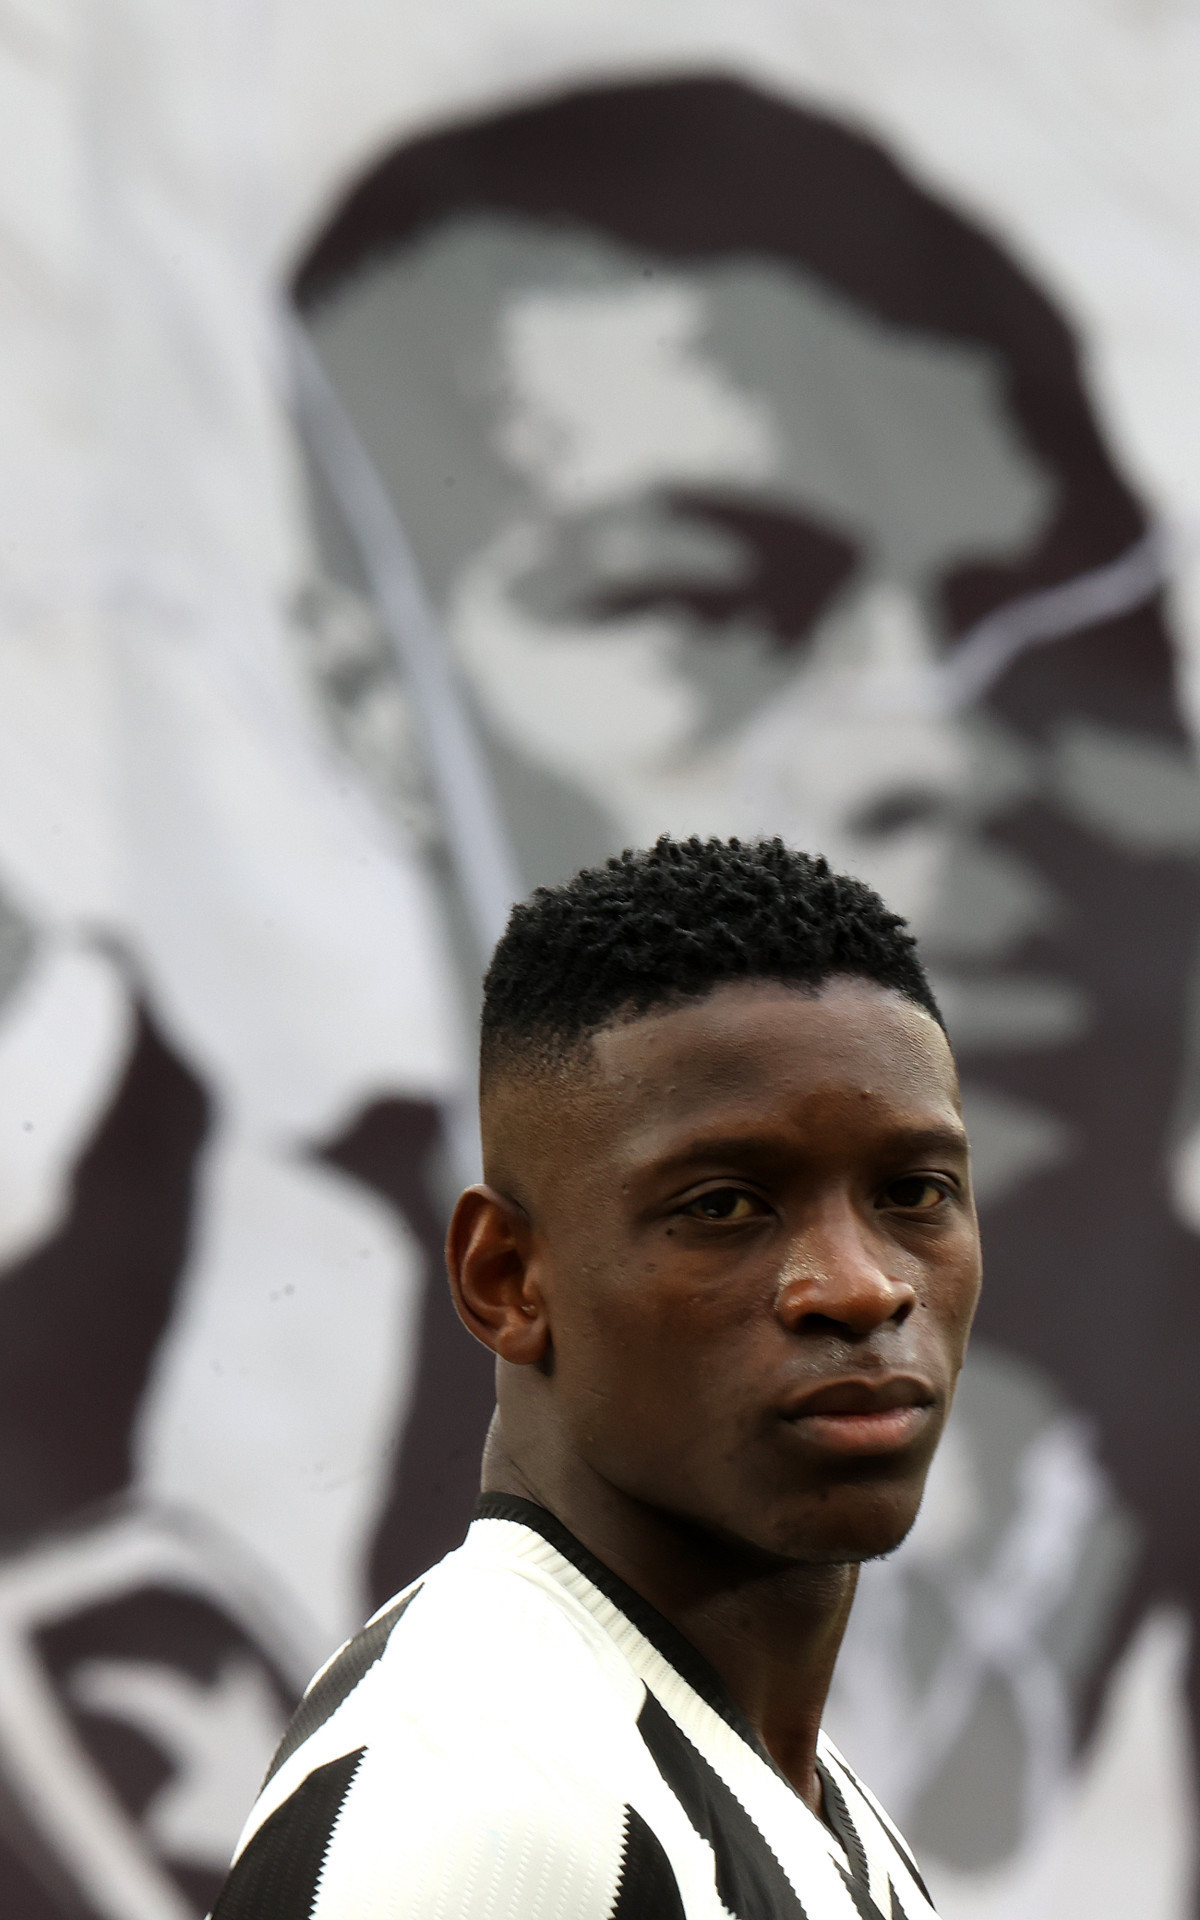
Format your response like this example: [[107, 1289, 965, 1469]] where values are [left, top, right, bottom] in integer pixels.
[[480, 836, 942, 1086]]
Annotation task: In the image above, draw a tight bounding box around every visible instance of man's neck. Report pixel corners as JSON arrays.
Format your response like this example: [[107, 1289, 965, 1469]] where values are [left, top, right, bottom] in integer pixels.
[[481, 1430, 857, 1813]]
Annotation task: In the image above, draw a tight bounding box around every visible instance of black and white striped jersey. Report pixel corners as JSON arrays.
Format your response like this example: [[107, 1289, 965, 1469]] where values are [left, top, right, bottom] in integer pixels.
[[212, 1494, 938, 1920]]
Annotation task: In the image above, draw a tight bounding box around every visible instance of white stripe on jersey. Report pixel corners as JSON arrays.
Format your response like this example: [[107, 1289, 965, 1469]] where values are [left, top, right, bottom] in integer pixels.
[[212, 1495, 939, 1920]]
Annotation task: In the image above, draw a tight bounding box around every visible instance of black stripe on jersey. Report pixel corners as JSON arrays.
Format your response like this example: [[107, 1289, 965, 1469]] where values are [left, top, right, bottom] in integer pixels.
[[610, 1804, 687, 1920], [212, 1748, 364, 1920], [889, 1875, 913, 1920], [825, 1754, 932, 1907], [834, 1861, 886, 1920], [637, 1689, 810, 1920], [816, 1758, 871, 1892], [477, 1496, 776, 1767], [264, 1587, 422, 1786]]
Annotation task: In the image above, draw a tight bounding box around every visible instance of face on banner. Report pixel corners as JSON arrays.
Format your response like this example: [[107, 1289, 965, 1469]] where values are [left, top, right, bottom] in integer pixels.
[[313, 217, 1058, 946], [296, 75, 1200, 1905]]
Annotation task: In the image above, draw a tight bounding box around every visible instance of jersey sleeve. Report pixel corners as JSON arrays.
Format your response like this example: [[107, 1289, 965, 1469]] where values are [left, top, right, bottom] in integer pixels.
[[210, 1732, 675, 1920]]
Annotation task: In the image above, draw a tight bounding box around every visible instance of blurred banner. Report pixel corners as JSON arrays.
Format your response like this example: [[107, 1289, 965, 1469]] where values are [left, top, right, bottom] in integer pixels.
[[1, 4, 1199, 1917]]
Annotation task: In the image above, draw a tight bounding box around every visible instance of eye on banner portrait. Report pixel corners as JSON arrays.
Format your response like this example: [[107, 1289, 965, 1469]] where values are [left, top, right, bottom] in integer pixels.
[[289, 68, 1200, 1920]]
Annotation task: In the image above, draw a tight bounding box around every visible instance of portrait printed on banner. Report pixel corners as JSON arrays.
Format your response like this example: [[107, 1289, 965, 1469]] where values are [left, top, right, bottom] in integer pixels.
[[292, 73, 1200, 1897]]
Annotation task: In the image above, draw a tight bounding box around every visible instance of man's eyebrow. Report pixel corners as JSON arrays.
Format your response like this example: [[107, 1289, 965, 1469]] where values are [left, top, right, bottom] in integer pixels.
[[632, 1120, 970, 1178], [642, 1131, 798, 1172], [881, 1123, 971, 1157]]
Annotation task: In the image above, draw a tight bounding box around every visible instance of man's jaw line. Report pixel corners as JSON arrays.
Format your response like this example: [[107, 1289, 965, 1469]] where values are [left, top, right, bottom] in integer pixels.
[[482, 1401, 922, 1587]]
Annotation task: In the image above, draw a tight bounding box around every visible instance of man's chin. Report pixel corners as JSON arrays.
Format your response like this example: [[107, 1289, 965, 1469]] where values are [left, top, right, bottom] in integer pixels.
[[632, 1476, 924, 1570], [763, 1491, 924, 1567]]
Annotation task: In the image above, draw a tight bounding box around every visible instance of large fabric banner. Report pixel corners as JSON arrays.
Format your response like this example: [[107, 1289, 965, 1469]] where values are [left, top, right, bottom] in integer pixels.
[[1, 4, 1199, 1917]]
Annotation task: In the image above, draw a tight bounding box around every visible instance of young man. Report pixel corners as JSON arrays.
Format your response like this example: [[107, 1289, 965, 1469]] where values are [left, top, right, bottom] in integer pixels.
[[213, 836, 981, 1920]]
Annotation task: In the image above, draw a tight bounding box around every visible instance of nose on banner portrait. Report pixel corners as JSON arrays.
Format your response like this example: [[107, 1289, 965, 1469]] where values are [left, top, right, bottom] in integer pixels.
[[0, 19, 1197, 1920]]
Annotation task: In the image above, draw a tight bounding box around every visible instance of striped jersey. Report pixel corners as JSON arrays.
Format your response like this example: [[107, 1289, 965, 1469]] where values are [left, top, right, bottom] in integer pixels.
[[212, 1494, 938, 1920]]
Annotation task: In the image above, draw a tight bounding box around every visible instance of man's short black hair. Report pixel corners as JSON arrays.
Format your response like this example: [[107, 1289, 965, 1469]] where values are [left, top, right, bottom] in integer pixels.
[[481, 836, 942, 1084]]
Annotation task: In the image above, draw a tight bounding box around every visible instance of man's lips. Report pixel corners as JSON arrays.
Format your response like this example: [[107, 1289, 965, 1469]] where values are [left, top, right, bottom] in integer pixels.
[[778, 1376, 936, 1456]]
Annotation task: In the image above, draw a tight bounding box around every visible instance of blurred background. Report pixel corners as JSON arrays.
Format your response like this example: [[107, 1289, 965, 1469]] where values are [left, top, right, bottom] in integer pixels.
[[2, 3, 1199, 1916]]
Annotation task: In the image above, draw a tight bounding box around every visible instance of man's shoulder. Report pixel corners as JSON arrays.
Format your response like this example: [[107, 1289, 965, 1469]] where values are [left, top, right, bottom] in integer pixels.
[[214, 1728, 658, 1920], [212, 1537, 663, 1920], [278, 1528, 643, 1777], [212, 1525, 943, 1920]]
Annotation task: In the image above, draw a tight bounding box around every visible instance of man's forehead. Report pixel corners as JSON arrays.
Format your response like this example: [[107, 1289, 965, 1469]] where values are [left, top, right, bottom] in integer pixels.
[[586, 978, 958, 1117]]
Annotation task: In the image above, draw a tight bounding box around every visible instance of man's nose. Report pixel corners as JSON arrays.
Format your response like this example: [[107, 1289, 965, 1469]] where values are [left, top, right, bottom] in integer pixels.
[[774, 1203, 916, 1340]]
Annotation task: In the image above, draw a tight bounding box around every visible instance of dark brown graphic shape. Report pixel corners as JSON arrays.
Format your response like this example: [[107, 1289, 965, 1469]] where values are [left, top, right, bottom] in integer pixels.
[[0, 1776, 89, 1920], [967, 602, 1200, 1730], [38, 1583, 297, 1917], [0, 994, 303, 1920], [581, 491, 860, 650], [0, 998, 209, 1544], [315, 1098, 493, 1607]]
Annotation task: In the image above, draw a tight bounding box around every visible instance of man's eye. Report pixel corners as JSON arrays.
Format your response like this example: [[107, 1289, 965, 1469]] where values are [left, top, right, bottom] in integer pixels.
[[881, 1176, 949, 1212], [683, 1188, 762, 1222]]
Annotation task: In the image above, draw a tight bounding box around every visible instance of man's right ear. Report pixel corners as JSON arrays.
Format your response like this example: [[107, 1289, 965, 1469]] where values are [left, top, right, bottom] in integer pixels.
[[446, 1184, 550, 1365]]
